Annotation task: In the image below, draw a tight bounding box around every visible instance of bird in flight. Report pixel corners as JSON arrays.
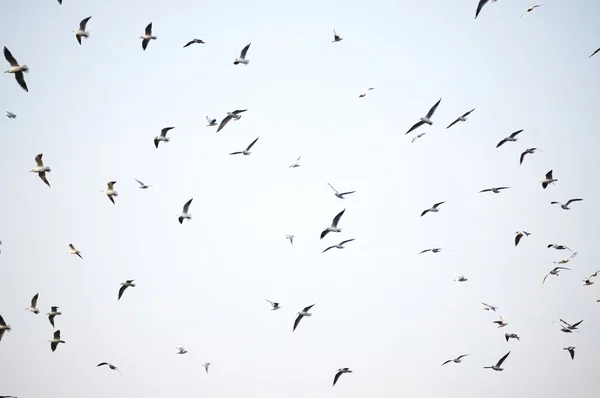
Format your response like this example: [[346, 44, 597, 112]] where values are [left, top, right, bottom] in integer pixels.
[[446, 108, 475, 129], [118, 280, 136, 300], [441, 354, 469, 366], [140, 22, 157, 51], [48, 330, 65, 352], [542, 267, 571, 286], [481, 302, 498, 312], [47, 306, 62, 328], [285, 235, 294, 245], [202, 363, 211, 373], [206, 116, 217, 127], [25, 293, 40, 314], [327, 182, 355, 199], [493, 316, 508, 328], [496, 129, 523, 148], [420, 201, 445, 217], [0, 314, 11, 342], [560, 318, 583, 331], [515, 231, 531, 247], [6, 111, 16, 119], [293, 304, 315, 332], [74, 16, 92, 45], [475, 0, 497, 19], [135, 179, 152, 189], [359, 88, 374, 98], [419, 248, 443, 254], [454, 275, 468, 282], [521, 5, 542, 17], [550, 198, 583, 210], [331, 29, 343, 43], [178, 198, 193, 224], [405, 98, 442, 135], [176, 347, 188, 354], [102, 181, 118, 204], [30, 153, 51, 187], [333, 368, 352, 386], [183, 39, 205, 48], [411, 132, 426, 143], [547, 244, 572, 252], [320, 209, 346, 239], [519, 148, 541, 165], [541, 170, 558, 189], [154, 127, 175, 149], [505, 333, 520, 342], [217, 110, 247, 132], [3, 46, 29, 92], [322, 239, 355, 253], [589, 47, 600, 58], [564, 346, 576, 360], [289, 156, 301, 168], [234, 43, 251, 65], [266, 300, 281, 311], [483, 351, 511, 371], [229, 137, 259, 156], [479, 187, 510, 194], [97, 362, 122, 377], [68, 244, 82, 259]]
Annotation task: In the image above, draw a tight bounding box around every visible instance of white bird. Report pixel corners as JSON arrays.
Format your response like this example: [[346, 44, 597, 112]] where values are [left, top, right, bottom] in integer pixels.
[[135, 179, 152, 189], [320, 209, 346, 239], [405, 98, 442, 135], [25, 293, 40, 314], [519, 148, 541, 165], [48, 330, 65, 352], [97, 362, 122, 377], [483, 351, 511, 371], [589, 47, 600, 58], [233, 43, 251, 65], [183, 39, 205, 48], [140, 22, 157, 51], [547, 244, 572, 252], [333, 368, 352, 386], [285, 235, 295, 245], [505, 333, 520, 342], [102, 181, 118, 204], [481, 302, 498, 312], [411, 132, 426, 143], [0, 314, 11, 342], [331, 29, 343, 43], [542, 267, 571, 285], [154, 127, 175, 148], [206, 116, 217, 127], [176, 347, 188, 354], [47, 306, 61, 328], [441, 354, 469, 366], [293, 303, 315, 332], [493, 316, 508, 328], [30, 153, 51, 187], [202, 363, 211, 373], [420, 201, 445, 217], [68, 244, 82, 259], [322, 239, 355, 253], [551, 199, 583, 210], [454, 276, 468, 282], [74, 16, 91, 45], [479, 187, 510, 194], [496, 129, 523, 148], [217, 110, 247, 132], [541, 170, 558, 189], [419, 248, 443, 254], [229, 137, 259, 156], [564, 346, 576, 360], [178, 198, 193, 224], [521, 5, 542, 17], [6, 111, 16, 119], [554, 252, 577, 265], [266, 300, 281, 311], [446, 108, 475, 129], [359, 88, 374, 98], [515, 231, 531, 247], [327, 182, 355, 199], [3, 46, 28, 92], [475, 0, 498, 19], [289, 156, 301, 168], [118, 280, 135, 300]]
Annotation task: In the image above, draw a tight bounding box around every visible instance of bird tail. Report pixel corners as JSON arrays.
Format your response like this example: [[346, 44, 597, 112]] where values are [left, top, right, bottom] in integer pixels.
[[46, 167, 52, 172], [85, 31, 90, 38], [113, 191, 119, 196], [21, 65, 29, 73]]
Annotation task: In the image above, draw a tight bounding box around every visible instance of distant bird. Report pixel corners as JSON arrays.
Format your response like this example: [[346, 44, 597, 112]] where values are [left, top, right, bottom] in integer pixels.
[[554, 320, 578, 333], [135, 179, 152, 189], [6, 111, 16, 119], [554, 252, 577, 265], [454, 275, 468, 282], [57, 0, 62, 3], [505, 333, 520, 342], [419, 248, 442, 254], [359, 88, 374, 98], [483, 351, 511, 371], [217, 110, 247, 132], [293, 303, 315, 332], [48, 330, 65, 352], [547, 244, 572, 252], [154, 127, 175, 148], [266, 300, 281, 311], [564, 346, 576, 360], [475, 0, 497, 19], [140, 23, 157, 51], [176, 347, 188, 354], [30, 153, 51, 187], [327, 183, 355, 199], [560, 318, 583, 331], [202, 363, 211, 373], [68, 244, 82, 259], [515, 231, 531, 247], [74, 16, 91, 45], [333, 368, 352, 386], [496, 129, 523, 148], [178, 198, 193, 224], [479, 187, 510, 194], [519, 148, 541, 165], [420, 201, 445, 217], [102, 181, 118, 204], [481, 302, 498, 312], [551, 199, 583, 210], [233, 43, 251, 65], [331, 29, 343, 43], [46, 306, 61, 328], [521, 5, 542, 17], [97, 362, 122, 377], [25, 293, 40, 314], [542, 267, 571, 285], [206, 116, 217, 127], [320, 209, 346, 239], [322, 239, 355, 253], [589, 47, 600, 58], [289, 156, 301, 168], [0, 314, 10, 342], [446, 108, 475, 129], [3, 46, 29, 92], [541, 170, 558, 189], [411, 132, 426, 143], [118, 280, 135, 300], [230, 137, 259, 156], [441, 354, 469, 366], [493, 316, 508, 328], [405, 98, 442, 135], [285, 235, 294, 245], [183, 39, 205, 48]]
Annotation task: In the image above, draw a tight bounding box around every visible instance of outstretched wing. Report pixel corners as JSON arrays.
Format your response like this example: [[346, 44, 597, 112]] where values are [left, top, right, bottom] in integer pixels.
[[3, 46, 19, 66], [182, 198, 193, 213], [331, 209, 346, 228], [496, 351, 510, 367], [240, 43, 251, 59], [145, 23, 153, 35], [246, 137, 259, 151], [217, 115, 232, 132], [80, 16, 92, 31], [425, 98, 442, 119], [405, 120, 425, 135]]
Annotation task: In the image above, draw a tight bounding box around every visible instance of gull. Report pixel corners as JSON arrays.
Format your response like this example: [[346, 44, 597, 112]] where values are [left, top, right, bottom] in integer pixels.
[[583, 277, 595, 286], [217, 110, 247, 132], [266, 300, 281, 311], [48, 330, 65, 352], [154, 127, 175, 148], [505, 333, 520, 342], [135, 179, 152, 189], [25, 293, 40, 314], [483, 351, 511, 371], [6, 111, 16, 119], [202, 363, 211, 373], [320, 209, 345, 239], [229, 137, 259, 156], [553, 321, 575, 333], [178, 198, 193, 224], [554, 252, 577, 265], [541, 170, 558, 189], [564, 346, 576, 360], [496, 129, 523, 148], [57, 0, 62, 3], [97, 362, 122, 377], [206, 116, 217, 127], [30, 153, 51, 187], [359, 88, 374, 98], [551, 199, 583, 210], [515, 231, 531, 247], [521, 5, 542, 17], [0, 314, 11, 342], [118, 280, 135, 300], [519, 148, 541, 165], [47, 306, 61, 328], [102, 181, 118, 204], [331, 29, 343, 43], [233, 43, 251, 65], [333, 368, 352, 386], [481, 302, 498, 312], [176, 347, 188, 354], [446, 108, 475, 129], [3, 46, 29, 92], [285, 234, 294, 245], [589, 48, 600, 58], [454, 275, 468, 282], [322, 239, 355, 253], [183, 39, 205, 48], [405, 98, 442, 135], [479, 187, 510, 194], [560, 318, 583, 331], [542, 267, 571, 285], [419, 248, 442, 254], [547, 244, 572, 251], [140, 23, 157, 51], [293, 304, 315, 332], [420, 201, 445, 217], [289, 156, 301, 168], [74, 16, 91, 45], [493, 316, 508, 328], [475, 0, 497, 19], [327, 183, 355, 199], [68, 244, 82, 259], [411, 132, 426, 143], [441, 354, 469, 366]]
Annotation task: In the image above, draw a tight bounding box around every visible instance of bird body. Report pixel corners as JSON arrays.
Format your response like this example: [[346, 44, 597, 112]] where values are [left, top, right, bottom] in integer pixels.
[[454, 275, 468, 282], [6, 111, 16, 119], [68, 243, 82, 259], [483, 351, 510, 371], [217, 109, 247, 132], [550, 199, 583, 210], [441, 354, 469, 366], [176, 347, 188, 354], [406, 98, 442, 134], [322, 239, 355, 253], [421, 201, 445, 217], [30, 153, 51, 187], [154, 127, 174, 148], [293, 304, 315, 331], [331, 29, 343, 43], [541, 170, 557, 189], [496, 130, 523, 148], [46, 306, 61, 328], [266, 300, 281, 310], [102, 181, 118, 204], [203, 362, 211, 373], [229, 137, 259, 156]]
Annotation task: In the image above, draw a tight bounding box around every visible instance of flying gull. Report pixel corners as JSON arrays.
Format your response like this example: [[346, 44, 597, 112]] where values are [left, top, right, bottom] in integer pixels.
[[202, 363, 211, 373], [446, 108, 475, 129], [178, 198, 193, 224], [359, 88, 374, 98], [0, 314, 11, 342], [550, 199, 583, 210], [564, 346, 576, 360], [30, 153, 51, 187], [206, 116, 217, 127], [454, 275, 468, 282], [483, 351, 511, 371], [419, 248, 442, 254], [176, 347, 188, 354], [479, 187, 510, 194], [505, 333, 520, 342], [322, 238, 355, 253], [266, 300, 281, 311], [48, 330, 65, 352], [154, 127, 175, 148], [541, 170, 558, 189], [293, 303, 315, 332], [285, 234, 294, 245], [542, 267, 571, 286], [6, 111, 16, 119], [118, 280, 135, 300], [589, 47, 600, 58], [493, 316, 508, 328], [475, 0, 498, 19], [420, 201, 445, 217], [68, 244, 82, 259], [333, 368, 352, 386], [327, 182, 355, 199], [405, 98, 442, 135], [515, 231, 531, 247], [140, 23, 157, 51], [25, 293, 40, 314], [519, 148, 541, 165], [135, 179, 152, 189], [481, 302, 498, 312], [411, 132, 426, 143], [229, 137, 259, 156], [183, 39, 205, 48], [441, 354, 469, 366], [521, 5, 542, 17], [3, 46, 29, 92], [74, 16, 91, 45], [554, 251, 577, 265], [47, 306, 61, 328], [496, 129, 523, 148], [102, 181, 118, 204], [234, 43, 251, 65], [289, 156, 301, 168], [560, 318, 583, 331], [331, 29, 343, 43], [547, 244, 572, 252], [217, 110, 247, 132], [97, 362, 122, 377], [320, 209, 346, 239]]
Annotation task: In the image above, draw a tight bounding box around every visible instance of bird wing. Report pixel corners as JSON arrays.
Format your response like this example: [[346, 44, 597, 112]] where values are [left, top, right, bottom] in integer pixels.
[[515, 234, 522, 247], [322, 246, 335, 253], [39, 172, 51, 187], [77, 35, 82, 45], [420, 209, 429, 217], [331, 209, 346, 227], [240, 43, 251, 59], [233, 109, 247, 115], [80, 16, 91, 30], [145, 23, 153, 35], [182, 198, 193, 213], [570, 349, 575, 360], [405, 120, 425, 135], [69, 243, 75, 250], [183, 40, 195, 48], [425, 98, 442, 119], [35, 153, 44, 167], [135, 179, 145, 186], [542, 273, 550, 285], [51, 342, 58, 351], [419, 249, 431, 254], [333, 371, 342, 386], [479, 189, 491, 193], [590, 48, 600, 58], [496, 138, 508, 148], [31, 293, 39, 307], [475, 0, 489, 19], [54, 330, 61, 339], [462, 108, 475, 118], [118, 285, 127, 300], [519, 151, 527, 165], [497, 187, 510, 190], [446, 118, 460, 129], [320, 229, 330, 239], [303, 303, 316, 312], [97, 362, 108, 367], [327, 182, 339, 194], [3, 46, 19, 66], [441, 360, 452, 366], [107, 181, 116, 189], [556, 267, 571, 271], [142, 39, 150, 51], [217, 115, 232, 132], [0, 314, 6, 326], [293, 314, 303, 331], [510, 129, 524, 138], [570, 320, 584, 328], [48, 315, 55, 327], [161, 127, 174, 137], [229, 151, 243, 155], [246, 137, 259, 151], [340, 239, 355, 245], [545, 170, 553, 179], [566, 199, 583, 206], [559, 319, 571, 327], [433, 201, 445, 208], [496, 351, 510, 367], [339, 191, 356, 196]]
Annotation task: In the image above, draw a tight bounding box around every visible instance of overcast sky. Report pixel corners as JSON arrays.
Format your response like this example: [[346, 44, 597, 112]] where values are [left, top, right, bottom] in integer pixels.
[[1, 0, 599, 397]]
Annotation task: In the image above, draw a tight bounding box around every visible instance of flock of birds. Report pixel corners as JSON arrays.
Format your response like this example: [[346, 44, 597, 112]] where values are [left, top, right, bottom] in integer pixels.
[[1, 0, 599, 396]]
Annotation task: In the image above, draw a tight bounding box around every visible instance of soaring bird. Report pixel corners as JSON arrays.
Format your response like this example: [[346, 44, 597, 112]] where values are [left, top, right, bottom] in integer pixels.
[[0, 314, 11, 342], [405, 98, 442, 135], [3, 46, 29, 92], [25, 293, 40, 314], [496, 129, 523, 148], [30, 153, 51, 187], [505, 333, 520, 342], [202, 363, 211, 373], [479, 187, 510, 194], [454, 275, 468, 282], [446, 108, 475, 129], [483, 351, 511, 371], [178, 198, 193, 224], [293, 304, 315, 332], [547, 244, 572, 252], [333, 368, 352, 386], [154, 127, 175, 148], [183, 39, 205, 48], [411, 132, 426, 143], [68, 244, 82, 259], [359, 88, 374, 98], [541, 170, 558, 189], [229, 137, 259, 156], [554, 321, 575, 333], [46, 306, 61, 328], [48, 330, 65, 352], [74, 16, 91, 45], [519, 148, 541, 165], [320, 209, 346, 239], [206, 116, 217, 127], [560, 319, 583, 331], [140, 23, 157, 51], [266, 300, 281, 311], [515, 231, 531, 247], [331, 29, 343, 43], [521, 5, 542, 17], [97, 362, 122, 377], [441, 354, 469, 366], [419, 248, 443, 254], [481, 302, 498, 312], [322, 239, 355, 253], [6, 111, 16, 119], [420, 201, 445, 217], [217, 110, 247, 132], [289, 156, 302, 168], [285, 235, 294, 245], [135, 179, 152, 189], [493, 316, 508, 328], [176, 347, 188, 354], [102, 181, 118, 204], [475, 0, 497, 19], [554, 251, 578, 265], [550, 199, 583, 210], [564, 346, 576, 360], [118, 280, 135, 300], [233, 43, 251, 65], [542, 267, 571, 285], [589, 47, 600, 58], [327, 183, 355, 199]]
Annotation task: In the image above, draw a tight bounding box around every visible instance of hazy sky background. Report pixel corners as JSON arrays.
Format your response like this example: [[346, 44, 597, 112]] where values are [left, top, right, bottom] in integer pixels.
[[1, 0, 599, 397]]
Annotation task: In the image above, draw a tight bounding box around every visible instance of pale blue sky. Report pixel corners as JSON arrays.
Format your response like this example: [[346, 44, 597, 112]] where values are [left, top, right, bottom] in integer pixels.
[[1, 0, 599, 397]]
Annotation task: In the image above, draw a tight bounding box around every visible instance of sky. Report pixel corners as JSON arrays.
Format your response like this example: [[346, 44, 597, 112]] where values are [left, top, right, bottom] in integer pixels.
[[1, 0, 599, 397]]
